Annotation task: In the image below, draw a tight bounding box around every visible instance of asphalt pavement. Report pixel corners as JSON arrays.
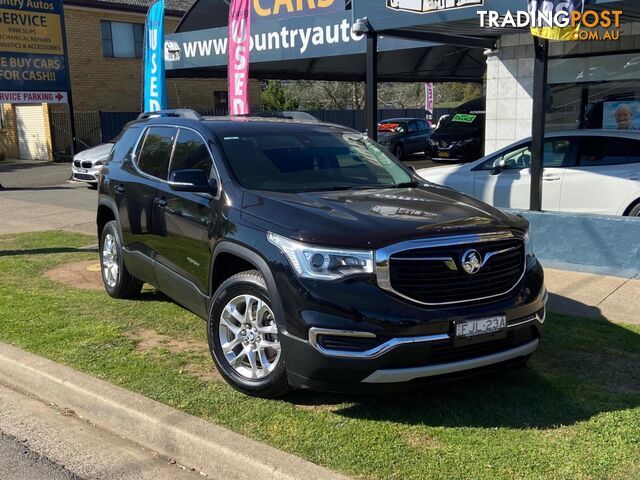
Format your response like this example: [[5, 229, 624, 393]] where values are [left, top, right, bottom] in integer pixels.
[[0, 432, 82, 480], [0, 160, 73, 189]]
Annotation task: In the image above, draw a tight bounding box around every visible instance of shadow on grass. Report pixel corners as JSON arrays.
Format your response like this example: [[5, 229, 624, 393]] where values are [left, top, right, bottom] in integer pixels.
[[0, 247, 98, 257], [285, 303, 640, 429]]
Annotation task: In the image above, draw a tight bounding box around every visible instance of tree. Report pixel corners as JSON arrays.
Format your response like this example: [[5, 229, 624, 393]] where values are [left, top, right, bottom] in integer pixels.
[[261, 81, 299, 111]]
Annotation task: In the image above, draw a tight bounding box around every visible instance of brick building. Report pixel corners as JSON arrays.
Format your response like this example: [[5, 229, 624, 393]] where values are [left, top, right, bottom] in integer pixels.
[[0, 0, 261, 161]]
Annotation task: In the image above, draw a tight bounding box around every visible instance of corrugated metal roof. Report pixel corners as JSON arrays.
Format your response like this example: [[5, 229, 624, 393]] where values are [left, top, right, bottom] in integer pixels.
[[66, 0, 196, 15]]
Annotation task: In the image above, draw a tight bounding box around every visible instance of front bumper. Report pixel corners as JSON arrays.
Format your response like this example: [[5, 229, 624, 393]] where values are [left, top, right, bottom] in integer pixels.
[[426, 143, 481, 162], [71, 165, 100, 183], [272, 252, 547, 393]]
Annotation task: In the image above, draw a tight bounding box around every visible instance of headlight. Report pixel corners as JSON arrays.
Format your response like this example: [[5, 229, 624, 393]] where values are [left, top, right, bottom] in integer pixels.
[[456, 138, 474, 147], [267, 232, 374, 280], [94, 160, 104, 167], [524, 230, 534, 257], [429, 138, 438, 146]]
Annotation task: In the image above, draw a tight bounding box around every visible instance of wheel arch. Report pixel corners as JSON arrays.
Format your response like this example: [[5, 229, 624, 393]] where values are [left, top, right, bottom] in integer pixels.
[[209, 242, 285, 328], [620, 194, 640, 216], [97, 197, 120, 238]]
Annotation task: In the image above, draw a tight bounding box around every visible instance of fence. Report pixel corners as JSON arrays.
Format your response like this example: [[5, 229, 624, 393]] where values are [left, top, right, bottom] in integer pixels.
[[50, 111, 102, 163], [50, 107, 455, 162]]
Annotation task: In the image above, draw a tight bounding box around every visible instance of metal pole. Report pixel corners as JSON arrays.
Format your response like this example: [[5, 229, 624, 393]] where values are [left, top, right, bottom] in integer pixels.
[[67, 89, 78, 157], [529, 38, 549, 212], [366, 31, 378, 142]]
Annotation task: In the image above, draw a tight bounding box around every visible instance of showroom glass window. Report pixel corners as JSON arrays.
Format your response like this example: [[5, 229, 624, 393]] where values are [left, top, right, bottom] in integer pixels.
[[101, 21, 144, 58], [546, 51, 640, 132]]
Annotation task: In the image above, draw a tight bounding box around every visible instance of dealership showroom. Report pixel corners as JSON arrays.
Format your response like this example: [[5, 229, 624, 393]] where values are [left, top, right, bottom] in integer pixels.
[[0, 0, 639, 479]]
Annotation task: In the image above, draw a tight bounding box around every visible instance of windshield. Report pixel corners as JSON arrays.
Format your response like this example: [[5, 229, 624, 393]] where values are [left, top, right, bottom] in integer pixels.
[[439, 110, 485, 130], [217, 131, 413, 193], [378, 122, 407, 133]]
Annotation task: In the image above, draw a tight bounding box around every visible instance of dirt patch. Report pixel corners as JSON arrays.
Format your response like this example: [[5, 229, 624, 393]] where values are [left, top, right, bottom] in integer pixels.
[[44, 260, 103, 290], [402, 430, 444, 450], [129, 329, 222, 383]]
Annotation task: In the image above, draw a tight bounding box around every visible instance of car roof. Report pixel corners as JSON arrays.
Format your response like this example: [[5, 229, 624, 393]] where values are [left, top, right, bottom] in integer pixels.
[[201, 116, 357, 134], [379, 118, 421, 122], [131, 115, 359, 134], [518, 129, 640, 141]]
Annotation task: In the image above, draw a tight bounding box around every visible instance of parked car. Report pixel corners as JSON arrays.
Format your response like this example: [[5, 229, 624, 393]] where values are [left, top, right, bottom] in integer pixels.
[[72, 142, 115, 187], [417, 130, 640, 216], [426, 97, 486, 162], [97, 110, 546, 397], [376, 117, 432, 159]]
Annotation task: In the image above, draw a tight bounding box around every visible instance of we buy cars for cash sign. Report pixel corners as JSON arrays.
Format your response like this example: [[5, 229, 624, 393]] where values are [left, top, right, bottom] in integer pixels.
[[228, 0, 251, 115]]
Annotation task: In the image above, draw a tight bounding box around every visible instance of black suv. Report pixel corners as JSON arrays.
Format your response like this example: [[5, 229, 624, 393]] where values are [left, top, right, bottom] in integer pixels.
[[97, 110, 546, 398]]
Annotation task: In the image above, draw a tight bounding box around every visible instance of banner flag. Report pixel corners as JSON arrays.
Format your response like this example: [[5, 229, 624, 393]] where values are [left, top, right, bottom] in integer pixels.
[[425, 83, 434, 122], [228, 0, 252, 115], [528, 0, 584, 41], [143, 0, 167, 112]]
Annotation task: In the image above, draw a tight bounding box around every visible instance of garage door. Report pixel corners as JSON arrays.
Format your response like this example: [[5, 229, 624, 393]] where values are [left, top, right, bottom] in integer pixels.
[[16, 104, 49, 161]]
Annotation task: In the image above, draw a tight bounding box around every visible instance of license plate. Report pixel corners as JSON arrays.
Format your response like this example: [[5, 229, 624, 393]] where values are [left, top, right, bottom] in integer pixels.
[[78, 168, 87, 173], [456, 315, 506, 338], [438, 151, 450, 158]]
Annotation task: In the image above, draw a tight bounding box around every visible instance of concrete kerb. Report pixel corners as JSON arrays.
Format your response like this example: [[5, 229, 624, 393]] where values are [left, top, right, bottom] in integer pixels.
[[0, 342, 351, 480]]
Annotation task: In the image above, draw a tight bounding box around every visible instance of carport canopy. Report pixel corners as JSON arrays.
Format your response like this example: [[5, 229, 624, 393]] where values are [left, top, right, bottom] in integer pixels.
[[166, 0, 494, 83]]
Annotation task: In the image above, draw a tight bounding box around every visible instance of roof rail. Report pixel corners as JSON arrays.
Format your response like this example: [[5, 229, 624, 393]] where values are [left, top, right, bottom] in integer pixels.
[[137, 109, 202, 120]]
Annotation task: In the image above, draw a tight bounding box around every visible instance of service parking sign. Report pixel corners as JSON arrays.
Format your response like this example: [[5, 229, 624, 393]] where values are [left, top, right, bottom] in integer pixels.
[[0, 0, 69, 92]]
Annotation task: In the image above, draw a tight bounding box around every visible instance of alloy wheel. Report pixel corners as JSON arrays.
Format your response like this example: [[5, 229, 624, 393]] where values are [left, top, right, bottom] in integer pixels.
[[218, 294, 281, 380], [102, 233, 119, 288]]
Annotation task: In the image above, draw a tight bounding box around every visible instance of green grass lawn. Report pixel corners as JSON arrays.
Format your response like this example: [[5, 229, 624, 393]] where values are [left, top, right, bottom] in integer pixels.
[[0, 230, 639, 480]]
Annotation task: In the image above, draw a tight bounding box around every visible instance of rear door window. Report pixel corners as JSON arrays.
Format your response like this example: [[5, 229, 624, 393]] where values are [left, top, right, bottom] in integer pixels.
[[136, 126, 177, 180], [577, 137, 640, 166]]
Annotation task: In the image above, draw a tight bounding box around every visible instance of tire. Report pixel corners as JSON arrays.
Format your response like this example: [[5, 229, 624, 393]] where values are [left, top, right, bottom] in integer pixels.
[[627, 202, 640, 217], [99, 220, 143, 299], [208, 270, 291, 398], [392, 144, 404, 160]]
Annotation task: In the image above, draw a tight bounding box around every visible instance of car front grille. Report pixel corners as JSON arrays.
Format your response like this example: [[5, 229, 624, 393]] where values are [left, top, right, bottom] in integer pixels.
[[74, 173, 96, 181], [81, 161, 93, 169], [387, 238, 525, 305], [73, 160, 81, 167]]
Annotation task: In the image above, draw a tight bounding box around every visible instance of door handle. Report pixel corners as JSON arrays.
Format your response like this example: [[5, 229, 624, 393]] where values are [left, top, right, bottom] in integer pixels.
[[543, 175, 561, 182], [115, 185, 125, 194], [154, 197, 167, 207]]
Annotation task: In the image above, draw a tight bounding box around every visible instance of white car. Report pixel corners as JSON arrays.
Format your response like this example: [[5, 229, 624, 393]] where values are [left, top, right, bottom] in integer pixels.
[[417, 130, 640, 217], [71, 142, 114, 187]]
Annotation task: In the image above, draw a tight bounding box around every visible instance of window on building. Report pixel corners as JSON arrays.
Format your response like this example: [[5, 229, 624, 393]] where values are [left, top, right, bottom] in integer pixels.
[[101, 21, 144, 58], [214, 91, 228, 114]]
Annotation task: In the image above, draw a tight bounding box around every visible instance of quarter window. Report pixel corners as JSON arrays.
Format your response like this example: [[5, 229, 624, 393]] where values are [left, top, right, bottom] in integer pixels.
[[169, 129, 214, 178], [577, 138, 640, 166], [101, 21, 144, 58], [137, 127, 176, 180]]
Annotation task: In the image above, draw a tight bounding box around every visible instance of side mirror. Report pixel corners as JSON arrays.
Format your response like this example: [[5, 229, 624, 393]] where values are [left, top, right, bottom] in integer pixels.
[[491, 159, 506, 175], [169, 169, 216, 194]]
